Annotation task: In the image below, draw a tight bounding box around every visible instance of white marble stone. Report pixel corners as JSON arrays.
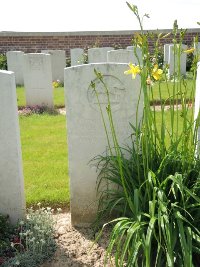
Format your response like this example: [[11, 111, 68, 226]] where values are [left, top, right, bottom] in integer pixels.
[[168, 44, 187, 77], [126, 46, 142, 64], [88, 47, 113, 63], [64, 63, 143, 227], [164, 44, 173, 64], [70, 48, 84, 66], [0, 70, 25, 224], [41, 50, 65, 83], [195, 62, 200, 152], [23, 53, 53, 107], [6, 51, 24, 85], [107, 49, 138, 64], [194, 42, 200, 56]]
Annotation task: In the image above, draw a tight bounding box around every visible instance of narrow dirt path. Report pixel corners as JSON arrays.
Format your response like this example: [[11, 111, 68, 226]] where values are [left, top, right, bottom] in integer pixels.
[[41, 213, 114, 267]]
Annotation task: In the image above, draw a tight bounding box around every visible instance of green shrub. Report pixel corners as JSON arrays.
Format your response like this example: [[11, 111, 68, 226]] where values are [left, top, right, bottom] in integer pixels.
[[0, 54, 7, 70], [186, 52, 194, 71], [1, 206, 57, 267]]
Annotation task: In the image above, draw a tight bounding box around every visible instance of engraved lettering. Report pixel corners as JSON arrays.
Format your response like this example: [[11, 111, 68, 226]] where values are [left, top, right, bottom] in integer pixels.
[[87, 75, 126, 111]]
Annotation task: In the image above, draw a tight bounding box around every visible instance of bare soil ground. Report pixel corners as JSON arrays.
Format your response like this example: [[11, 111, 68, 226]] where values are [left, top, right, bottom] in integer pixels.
[[40, 213, 114, 267]]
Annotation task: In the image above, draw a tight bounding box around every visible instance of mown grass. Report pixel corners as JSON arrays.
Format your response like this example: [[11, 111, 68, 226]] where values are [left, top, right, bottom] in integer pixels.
[[19, 114, 69, 208], [151, 75, 194, 104], [17, 86, 65, 108], [154, 107, 193, 147]]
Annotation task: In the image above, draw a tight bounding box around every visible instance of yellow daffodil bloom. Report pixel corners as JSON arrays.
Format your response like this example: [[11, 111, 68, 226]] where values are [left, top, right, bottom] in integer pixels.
[[124, 63, 141, 79], [183, 48, 195, 54], [152, 64, 163, 80]]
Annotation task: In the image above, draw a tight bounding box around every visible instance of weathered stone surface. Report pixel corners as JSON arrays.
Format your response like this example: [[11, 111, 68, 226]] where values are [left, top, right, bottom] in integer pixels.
[[0, 70, 25, 224], [42, 50, 66, 83], [126, 46, 142, 64], [64, 63, 143, 226], [107, 49, 137, 64], [88, 47, 113, 63], [23, 53, 53, 107], [70, 48, 84, 66], [168, 44, 187, 77], [6, 51, 24, 85]]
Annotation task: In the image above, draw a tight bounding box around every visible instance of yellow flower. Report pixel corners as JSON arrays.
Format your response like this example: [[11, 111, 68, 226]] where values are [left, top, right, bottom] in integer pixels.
[[124, 63, 141, 79], [152, 64, 163, 80], [183, 48, 195, 54]]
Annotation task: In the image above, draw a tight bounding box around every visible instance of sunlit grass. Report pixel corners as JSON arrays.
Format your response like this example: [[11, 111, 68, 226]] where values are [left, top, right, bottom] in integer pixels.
[[17, 86, 65, 108], [19, 114, 69, 208]]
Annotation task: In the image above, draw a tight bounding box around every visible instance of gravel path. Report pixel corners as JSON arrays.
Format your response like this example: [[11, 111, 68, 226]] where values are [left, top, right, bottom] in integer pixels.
[[41, 213, 114, 267]]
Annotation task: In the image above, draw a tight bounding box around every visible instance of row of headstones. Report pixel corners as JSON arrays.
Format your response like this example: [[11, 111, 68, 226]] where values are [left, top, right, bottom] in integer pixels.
[[8, 42, 200, 87], [71, 46, 142, 65], [1, 62, 200, 227], [7, 50, 66, 85], [72, 43, 200, 77], [7, 51, 66, 107], [7, 44, 196, 109]]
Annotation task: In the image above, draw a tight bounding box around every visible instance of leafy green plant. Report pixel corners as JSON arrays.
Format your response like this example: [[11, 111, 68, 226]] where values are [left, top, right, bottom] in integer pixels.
[[0, 215, 15, 260], [66, 56, 71, 67], [92, 2, 200, 267], [2, 205, 57, 267], [0, 54, 7, 70]]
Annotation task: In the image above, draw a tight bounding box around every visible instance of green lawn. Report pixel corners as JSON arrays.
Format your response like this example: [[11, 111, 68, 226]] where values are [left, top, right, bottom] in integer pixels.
[[151, 75, 195, 104], [17, 86, 65, 108], [19, 114, 69, 208]]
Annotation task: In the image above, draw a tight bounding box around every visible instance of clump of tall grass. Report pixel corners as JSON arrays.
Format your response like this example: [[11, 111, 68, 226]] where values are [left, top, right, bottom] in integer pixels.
[[92, 2, 200, 266]]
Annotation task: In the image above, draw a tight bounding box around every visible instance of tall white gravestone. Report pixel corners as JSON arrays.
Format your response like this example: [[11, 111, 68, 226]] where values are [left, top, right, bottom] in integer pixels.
[[41, 50, 66, 83], [168, 44, 187, 77], [23, 53, 53, 107], [0, 70, 25, 224], [64, 63, 143, 226], [107, 49, 138, 64], [88, 47, 113, 63], [70, 48, 85, 66], [6, 51, 24, 85], [194, 42, 200, 56], [163, 44, 173, 64], [194, 62, 200, 152], [126, 46, 142, 64]]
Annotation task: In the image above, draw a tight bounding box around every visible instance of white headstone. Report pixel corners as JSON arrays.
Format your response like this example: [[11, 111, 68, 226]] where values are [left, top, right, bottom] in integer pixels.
[[195, 62, 200, 152], [107, 49, 138, 64], [23, 53, 53, 107], [70, 48, 85, 66], [0, 70, 25, 224], [168, 44, 187, 77], [41, 50, 65, 83], [6, 51, 24, 85], [88, 47, 113, 63], [64, 63, 143, 226], [126, 46, 142, 64], [164, 44, 173, 64], [194, 42, 200, 56]]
